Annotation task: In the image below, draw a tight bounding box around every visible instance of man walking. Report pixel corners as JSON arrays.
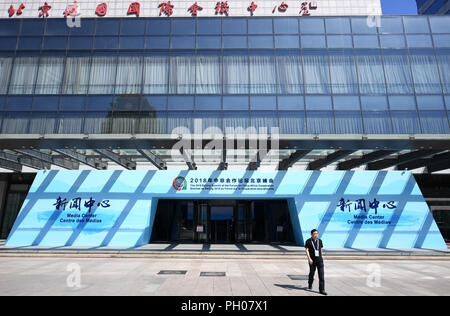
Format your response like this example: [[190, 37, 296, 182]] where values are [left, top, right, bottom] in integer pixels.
[[305, 229, 327, 295]]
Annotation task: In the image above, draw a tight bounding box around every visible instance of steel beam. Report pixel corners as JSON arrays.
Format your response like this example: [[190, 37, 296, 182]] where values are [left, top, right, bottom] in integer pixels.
[[367, 150, 439, 170], [337, 150, 398, 170], [94, 149, 136, 170], [218, 149, 227, 170], [307, 150, 355, 170], [137, 149, 167, 170], [180, 148, 197, 170], [0, 151, 51, 170], [14, 149, 79, 170], [54, 149, 107, 170], [426, 159, 450, 173], [0, 156, 22, 172], [397, 151, 450, 171], [278, 150, 311, 170]]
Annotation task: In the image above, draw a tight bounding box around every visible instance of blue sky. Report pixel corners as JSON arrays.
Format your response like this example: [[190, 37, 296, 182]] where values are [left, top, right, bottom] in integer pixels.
[[381, 0, 418, 15]]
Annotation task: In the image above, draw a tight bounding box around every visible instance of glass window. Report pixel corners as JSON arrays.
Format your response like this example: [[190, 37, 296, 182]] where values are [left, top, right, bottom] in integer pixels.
[[327, 35, 353, 48], [0, 37, 17, 51], [307, 111, 334, 133], [333, 96, 360, 110], [410, 49, 442, 94], [35, 56, 64, 94], [403, 16, 430, 33], [301, 35, 326, 48], [18, 37, 42, 50], [84, 112, 112, 134], [436, 51, 450, 93], [115, 56, 143, 94], [250, 96, 276, 110], [56, 112, 84, 134], [43, 37, 67, 50], [223, 55, 249, 94], [391, 111, 421, 134], [168, 111, 193, 133], [383, 50, 414, 94], [142, 96, 166, 111], [169, 55, 195, 94], [172, 19, 196, 34], [195, 111, 222, 132], [196, 96, 222, 110], [94, 36, 119, 49], [274, 18, 299, 34], [70, 19, 95, 36], [356, 51, 386, 94], [89, 56, 117, 94], [416, 95, 445, 110], [120, 36, 145, 49], [5, 96, 32, 111], [419, 111, 450, 133], [21, 20, 45, 36], [276, 55, 303, 94], [325, 18, 351, 34], [69, 36, 93, 49], [60, 96, 86, 111], [351, 17, 378, 34], [361, 96, 389, 110], [111, 111, 139, 134], [379, 17, 404, 34], [223, 96, 249, 110], [196, 55, 221, 94], [434, 35, 450, 48], [86, 96, 113, 111], [224, 111, 250, 133], [223, 36, 247, 49], [197, 19, 221, 34], [0, 57, 12, 94], [299, 18, 324, 34], [147, 19, 170, 35], [305, 96, 332, 110], [329, 52, 358, 94], [146, 36, 170, 49], [96, 19, 121, 35], [303, 52, 330, 94], [380, 35, 406, 48], [249, 55, 276, 94], [278, 96, 304, 110], [275, 35, 299, 49], [279, 111, 306, 133], [429, 16, 450, 34], [406, 34, 433, 48], [138, 111, 166, 134], [197, 36, 221, 49], [0, 20, 20, 36], [121, 19, 146, 35], [143, 55, 168, 94], [334, 111, 363, 134], [251, 111, 278, 133], [249, 36, 274, 49], [168, 96, 194, 111], [29, 112, 56, 134], [362, 111, 392, 134], [353, 35, 379, 48], [45, 19, 70, 36], [223, 18, 247, 34], [62, 56, 91, 95], [389, 96, 416, 110], [248, 18, 273, 34], [9, 56, 39, 94], [2, 112, 30, 134], [171, 36, 195, 49]]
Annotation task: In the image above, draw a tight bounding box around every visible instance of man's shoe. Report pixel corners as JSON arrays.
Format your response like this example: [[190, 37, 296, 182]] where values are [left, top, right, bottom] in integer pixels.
[[308, 285, 312, 290], [320, 291, 327, 296]]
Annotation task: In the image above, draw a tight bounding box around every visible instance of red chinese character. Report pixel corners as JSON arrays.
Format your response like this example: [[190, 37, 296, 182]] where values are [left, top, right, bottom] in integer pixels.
[[8, 3, 25, 17], [159, 1, 174, 16], [247, 1, 257, 16], [39, 2, 52, 17], [95, 2, 107, 16], [273, 1, 288, 13], [215, 1, 229, 16], [300, 1, 310, 16], [309, 2, 318, 9], [188, 2, 203, 16], [64, 1, 80, 17], [127, 2, 140, 17]]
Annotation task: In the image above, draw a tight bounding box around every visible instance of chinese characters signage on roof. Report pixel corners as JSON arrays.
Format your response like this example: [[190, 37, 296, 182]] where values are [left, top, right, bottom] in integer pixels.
[[1, 0, 382, 18]]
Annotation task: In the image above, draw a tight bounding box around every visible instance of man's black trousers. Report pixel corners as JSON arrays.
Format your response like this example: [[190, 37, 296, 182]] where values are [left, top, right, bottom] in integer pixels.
[[308, 258, 325, 292]]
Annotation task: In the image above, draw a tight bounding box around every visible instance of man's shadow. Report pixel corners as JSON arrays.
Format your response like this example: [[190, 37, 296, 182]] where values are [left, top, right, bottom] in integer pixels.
[[274, 284, 323, 295]]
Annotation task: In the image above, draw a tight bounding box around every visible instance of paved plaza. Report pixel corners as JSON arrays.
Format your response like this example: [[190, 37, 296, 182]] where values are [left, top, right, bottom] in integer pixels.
[[0, 256, 449, 296]]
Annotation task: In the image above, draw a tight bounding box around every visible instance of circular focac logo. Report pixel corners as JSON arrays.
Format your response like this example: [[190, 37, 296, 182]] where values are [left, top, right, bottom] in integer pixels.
[[172, 176, 187, 191]]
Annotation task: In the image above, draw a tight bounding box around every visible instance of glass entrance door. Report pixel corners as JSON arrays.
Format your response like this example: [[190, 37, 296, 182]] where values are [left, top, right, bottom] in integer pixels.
[[210, 205, 234, 243]]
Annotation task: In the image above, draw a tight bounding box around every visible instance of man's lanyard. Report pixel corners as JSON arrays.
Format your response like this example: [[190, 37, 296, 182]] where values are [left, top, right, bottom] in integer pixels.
[[311, 239, 320, 257]]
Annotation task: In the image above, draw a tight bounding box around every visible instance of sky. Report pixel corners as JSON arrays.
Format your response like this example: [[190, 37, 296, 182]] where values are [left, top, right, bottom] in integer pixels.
[[381, 0, 418, 15]]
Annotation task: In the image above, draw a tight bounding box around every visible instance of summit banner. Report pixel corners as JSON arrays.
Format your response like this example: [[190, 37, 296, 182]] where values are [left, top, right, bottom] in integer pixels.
[[5, 170, 447, 249]]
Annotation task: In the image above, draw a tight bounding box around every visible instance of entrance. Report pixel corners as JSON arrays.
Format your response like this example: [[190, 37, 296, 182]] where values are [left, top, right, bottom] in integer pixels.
[[151, 199, 295, 244]]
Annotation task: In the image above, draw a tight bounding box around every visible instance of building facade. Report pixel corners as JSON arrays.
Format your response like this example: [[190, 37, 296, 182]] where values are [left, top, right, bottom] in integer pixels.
[[0, 1, 449, 246], [416, 0, 450, 15]]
